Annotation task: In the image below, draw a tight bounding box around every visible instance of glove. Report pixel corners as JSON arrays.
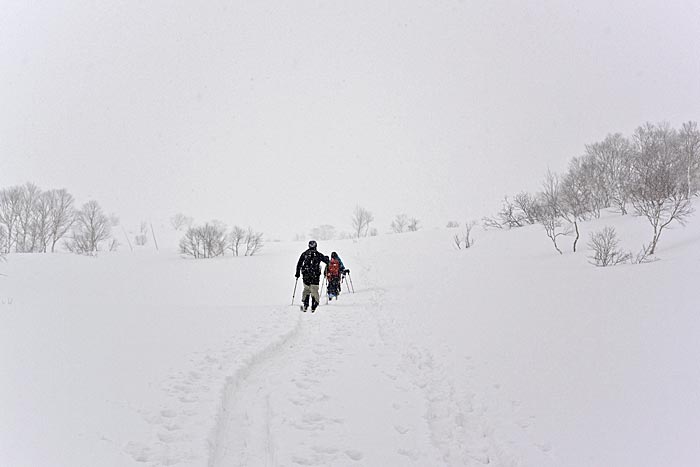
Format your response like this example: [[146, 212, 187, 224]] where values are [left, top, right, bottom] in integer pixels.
[[295, 273, 300, 278]]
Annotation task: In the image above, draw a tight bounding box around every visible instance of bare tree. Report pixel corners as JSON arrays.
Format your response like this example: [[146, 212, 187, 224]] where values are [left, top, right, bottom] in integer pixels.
[[0, 186, 22, 253], [453, 221, 476, 249], [391, 214, 408, 233], [539, 171, 570, 255], [629, 122, 694, 255], [407, 217, 420, 232], [678, 121, 700, 197], [31, 190, 53, 252], [587, 227, 631, 267], [584, 133, 634, 214], [446, 221, 459, 228], [179, 222, 227, 259], [16, 183, 41, 252], [244, 228, 264, 256], [497, 196, 524, 228], [561, 158, 595, 252], [229, 225, 246, 256], [351, 206, 374, 238], [170, 213, 193, 231], [46, 189, 75, 252], [66, 200, 112, 255], [513, 192, 541, 224]]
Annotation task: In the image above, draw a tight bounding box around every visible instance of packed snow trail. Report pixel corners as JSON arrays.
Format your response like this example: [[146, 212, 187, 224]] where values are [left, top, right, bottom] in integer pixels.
[[207, 257, 547, 467], [209, 293, 444, 466]]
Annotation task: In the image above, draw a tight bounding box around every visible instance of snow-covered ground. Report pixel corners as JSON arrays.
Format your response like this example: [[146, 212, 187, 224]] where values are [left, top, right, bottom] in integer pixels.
[[1, 204, 699, 466]]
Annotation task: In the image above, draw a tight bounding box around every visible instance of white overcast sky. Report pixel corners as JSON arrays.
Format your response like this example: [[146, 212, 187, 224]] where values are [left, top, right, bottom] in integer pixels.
[[2, 1, 699, 239]]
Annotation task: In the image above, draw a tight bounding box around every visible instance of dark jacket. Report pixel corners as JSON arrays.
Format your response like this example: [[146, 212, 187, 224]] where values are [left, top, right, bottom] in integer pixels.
[[296, 248, 330, 285]]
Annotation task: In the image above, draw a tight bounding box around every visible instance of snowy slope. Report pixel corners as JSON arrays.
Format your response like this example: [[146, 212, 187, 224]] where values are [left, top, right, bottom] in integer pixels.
[[1, 204, 699, 466]]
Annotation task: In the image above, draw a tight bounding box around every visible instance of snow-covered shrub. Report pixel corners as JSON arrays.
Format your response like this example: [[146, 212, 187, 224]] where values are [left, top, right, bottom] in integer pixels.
[[587, 227, 630, 267]]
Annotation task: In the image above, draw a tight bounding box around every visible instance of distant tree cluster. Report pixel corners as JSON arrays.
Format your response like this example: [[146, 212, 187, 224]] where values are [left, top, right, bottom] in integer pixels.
[[390, 214, 420, 233], [179, 222, 263, 259], [481, 121, 699, 258], [0, 182, 116, 255], [310, 224, 336, 241]]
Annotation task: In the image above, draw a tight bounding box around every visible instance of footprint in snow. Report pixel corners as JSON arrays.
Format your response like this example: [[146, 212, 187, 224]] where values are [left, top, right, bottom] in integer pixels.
[[398, 448, 420, 460], [344, 449, 364, 461], [312, 446, 339, 455], [160, 409, 178, 418]]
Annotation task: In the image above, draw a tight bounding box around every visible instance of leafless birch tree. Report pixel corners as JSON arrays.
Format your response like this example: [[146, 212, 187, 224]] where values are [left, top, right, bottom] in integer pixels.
[[351, 206, 374, 238], [66, 200, 112, 255], [629, 122, 694, 255]]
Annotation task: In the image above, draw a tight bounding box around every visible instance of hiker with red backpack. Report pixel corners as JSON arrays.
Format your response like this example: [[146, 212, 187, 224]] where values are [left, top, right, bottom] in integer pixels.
[[324, 251, 346, 301]]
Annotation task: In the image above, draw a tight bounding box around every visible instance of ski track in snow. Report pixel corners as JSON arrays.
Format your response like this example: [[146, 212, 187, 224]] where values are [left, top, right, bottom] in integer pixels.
[[202, 253, 552, 467], [124, 251, 554, 467]]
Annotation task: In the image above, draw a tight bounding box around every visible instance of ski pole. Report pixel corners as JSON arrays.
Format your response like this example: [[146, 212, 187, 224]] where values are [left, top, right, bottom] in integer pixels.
[[320, 275, 326, 298], [347, 271, 355, 293], [291, 277, 298, 305]]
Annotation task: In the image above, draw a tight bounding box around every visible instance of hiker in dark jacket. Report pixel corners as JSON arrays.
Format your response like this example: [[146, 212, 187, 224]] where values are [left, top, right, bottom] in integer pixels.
[[295, 240, 329, 312], [324, 251, 346, 300]]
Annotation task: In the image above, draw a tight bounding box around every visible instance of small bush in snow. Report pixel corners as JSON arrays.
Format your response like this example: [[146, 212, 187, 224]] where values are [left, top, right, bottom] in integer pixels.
[[391, 214, 408, 233], [587, 227, 631, 267], [134, 222, 149, 246], [446, 221, 459, 228]]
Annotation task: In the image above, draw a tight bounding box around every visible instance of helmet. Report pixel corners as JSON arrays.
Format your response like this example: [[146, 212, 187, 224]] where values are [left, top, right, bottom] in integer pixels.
[[308, 240, 317, 249]]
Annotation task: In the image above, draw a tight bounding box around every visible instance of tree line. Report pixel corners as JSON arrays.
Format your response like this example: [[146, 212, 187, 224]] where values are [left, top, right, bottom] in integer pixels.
[[482, 121, 700, 261], [0, 183, 113, 255], [176, 218, 263, 259]]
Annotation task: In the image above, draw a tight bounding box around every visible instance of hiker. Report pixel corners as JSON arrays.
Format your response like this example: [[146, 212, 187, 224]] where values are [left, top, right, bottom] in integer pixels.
[[295, 240, 329, 312], [324, 251, 346, 300]]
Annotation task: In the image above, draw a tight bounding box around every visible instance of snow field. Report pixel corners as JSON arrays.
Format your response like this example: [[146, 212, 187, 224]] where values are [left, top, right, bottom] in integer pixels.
[[2, 202, 700, 466]]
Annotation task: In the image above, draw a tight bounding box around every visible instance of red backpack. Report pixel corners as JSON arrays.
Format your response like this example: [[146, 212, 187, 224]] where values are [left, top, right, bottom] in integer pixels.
[[328, 258, 340, 277]]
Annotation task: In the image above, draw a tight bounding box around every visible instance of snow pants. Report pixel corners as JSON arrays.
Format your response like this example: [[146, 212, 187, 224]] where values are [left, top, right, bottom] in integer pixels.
[[327, 276, 341, 296], [302, 284, 320, 308]]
